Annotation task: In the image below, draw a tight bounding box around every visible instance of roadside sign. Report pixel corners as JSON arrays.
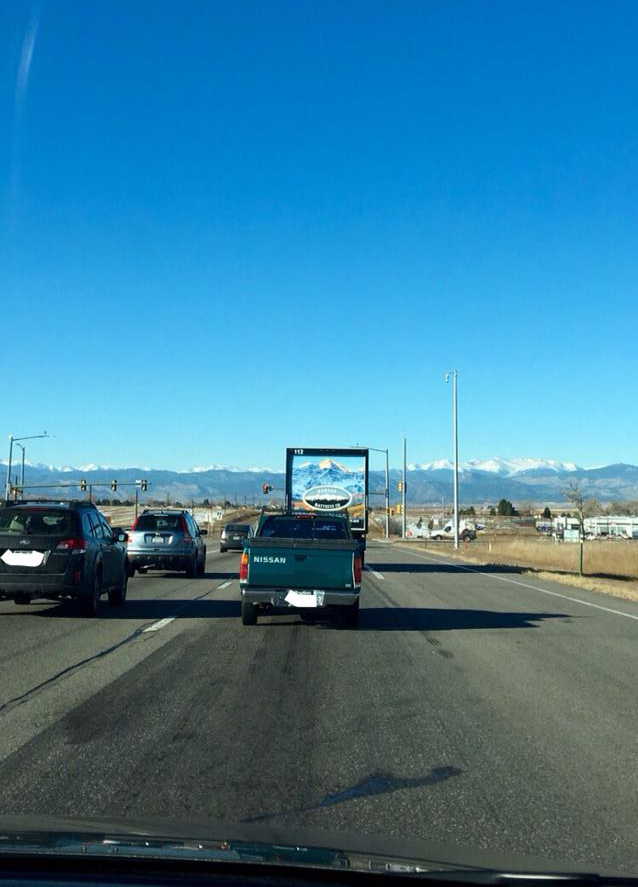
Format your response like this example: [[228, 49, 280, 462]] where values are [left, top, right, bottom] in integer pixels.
[[564, 529, 580, 543]]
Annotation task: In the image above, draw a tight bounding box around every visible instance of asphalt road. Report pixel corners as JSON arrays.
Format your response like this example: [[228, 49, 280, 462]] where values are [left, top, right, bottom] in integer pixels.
[[1, 542, 638, 873]]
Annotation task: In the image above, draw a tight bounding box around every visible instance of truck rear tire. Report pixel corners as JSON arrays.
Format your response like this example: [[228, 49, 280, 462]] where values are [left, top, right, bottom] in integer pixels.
[[241, 599, 257, 625]]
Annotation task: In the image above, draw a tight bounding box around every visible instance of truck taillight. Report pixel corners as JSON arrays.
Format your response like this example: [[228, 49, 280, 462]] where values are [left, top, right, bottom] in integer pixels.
[[239, 551, 248, 582], [353, 554, 362, 586], [56, 538, 88, 552]]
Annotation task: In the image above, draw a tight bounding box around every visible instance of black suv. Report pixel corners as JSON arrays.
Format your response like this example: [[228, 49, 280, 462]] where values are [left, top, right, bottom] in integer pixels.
[[0, 500, 129, 617]]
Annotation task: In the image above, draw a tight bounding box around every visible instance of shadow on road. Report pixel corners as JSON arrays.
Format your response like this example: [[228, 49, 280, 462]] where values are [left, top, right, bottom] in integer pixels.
[[358, 607, 567, 631], [2, 598, 240, 620], [131, 571, 236, 581], [369, 561, 522, 574], [242, 766, 462, 823]]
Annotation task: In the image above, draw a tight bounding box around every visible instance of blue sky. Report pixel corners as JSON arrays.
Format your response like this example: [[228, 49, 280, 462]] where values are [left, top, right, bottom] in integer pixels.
[[2, 0, 637, 472]]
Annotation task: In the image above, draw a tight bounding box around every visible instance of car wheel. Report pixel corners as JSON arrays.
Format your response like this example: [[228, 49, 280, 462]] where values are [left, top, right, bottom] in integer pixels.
[[138, 566, 148, 574], [79, 572, 102, 617], [433, 535, 442, 541], [241, 599, 257, 625], [220, 547, 227, 553], [342, 600, 360, 628], [197, 551, 206, 575], [108, 569, 127, 607], [127, 562, 136, 578], [186, 554, 198, 578]]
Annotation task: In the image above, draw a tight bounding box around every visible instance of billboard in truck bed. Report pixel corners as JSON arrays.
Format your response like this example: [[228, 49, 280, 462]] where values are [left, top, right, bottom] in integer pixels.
[[285, 448, 369, 533]]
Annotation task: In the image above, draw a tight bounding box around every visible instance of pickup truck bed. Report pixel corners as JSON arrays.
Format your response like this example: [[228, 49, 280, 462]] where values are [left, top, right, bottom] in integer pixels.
[[239, 514, 362, 627]]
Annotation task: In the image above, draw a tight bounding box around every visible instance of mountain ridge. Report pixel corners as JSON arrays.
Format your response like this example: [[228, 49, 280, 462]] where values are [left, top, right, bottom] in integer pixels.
[[2, 458, 638, 503]]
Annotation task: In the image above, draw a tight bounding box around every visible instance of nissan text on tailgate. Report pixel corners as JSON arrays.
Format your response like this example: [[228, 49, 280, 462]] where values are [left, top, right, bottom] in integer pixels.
[[239, 513, 361, 627]]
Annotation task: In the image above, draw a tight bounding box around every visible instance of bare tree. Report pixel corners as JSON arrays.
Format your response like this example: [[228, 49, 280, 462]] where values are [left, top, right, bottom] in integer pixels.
[[562, 479, 600, 575]]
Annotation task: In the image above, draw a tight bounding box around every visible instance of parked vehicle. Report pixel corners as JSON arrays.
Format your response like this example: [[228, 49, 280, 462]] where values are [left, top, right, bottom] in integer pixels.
[[0, 500, 128, 616], [127, 510, 207, 577], [239, 512, 361, 627], [429, 520, 476, 542], [285, 446, 369, 565], [220, 523, 254, 552]]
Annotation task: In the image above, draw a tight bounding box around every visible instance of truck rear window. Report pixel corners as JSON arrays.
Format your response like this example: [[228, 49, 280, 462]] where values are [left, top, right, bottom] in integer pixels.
[[0, 509, 76, 536], [259, 517, 349, 539]]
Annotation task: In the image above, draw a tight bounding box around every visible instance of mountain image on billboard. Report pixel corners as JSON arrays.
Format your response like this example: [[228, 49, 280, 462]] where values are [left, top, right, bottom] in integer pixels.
[[291, 456, 365, 515]]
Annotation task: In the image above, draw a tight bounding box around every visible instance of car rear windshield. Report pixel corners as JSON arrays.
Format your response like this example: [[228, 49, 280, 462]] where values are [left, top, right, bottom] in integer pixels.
[[259, 517, 349, 539], [135, 515, 183, 531], [225, 524, 249, 532], [0, 509, 76, 536]]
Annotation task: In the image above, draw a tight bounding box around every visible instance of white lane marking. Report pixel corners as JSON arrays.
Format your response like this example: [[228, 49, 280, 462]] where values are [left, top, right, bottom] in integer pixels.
[[217, 580, 232, 589], [142, 617, 175, 633], [364, 566, 384, 580], [392, 546, 638, 623]]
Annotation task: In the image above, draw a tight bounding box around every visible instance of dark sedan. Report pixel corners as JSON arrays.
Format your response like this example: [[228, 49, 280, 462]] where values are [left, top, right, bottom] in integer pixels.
[[220, 523, 253, 552]]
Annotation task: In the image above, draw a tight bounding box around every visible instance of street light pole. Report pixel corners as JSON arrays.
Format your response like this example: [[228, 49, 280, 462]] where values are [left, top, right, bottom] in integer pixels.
[[5, 432, 50, 499], [15, 443, 26, 499], [384, 448, 389, 539], [402, 436, 407, 539], [445, 370, 459, 549], [5, 436, 14, 500], [352, 444, 390, 539]]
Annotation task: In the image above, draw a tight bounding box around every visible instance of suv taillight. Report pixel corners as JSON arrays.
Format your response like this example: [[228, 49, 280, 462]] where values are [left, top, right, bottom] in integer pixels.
[[56, 538, 88, 552], [353, 554, 362, 586], [239, 551, 248, 582], [180, 517, 193, 545]]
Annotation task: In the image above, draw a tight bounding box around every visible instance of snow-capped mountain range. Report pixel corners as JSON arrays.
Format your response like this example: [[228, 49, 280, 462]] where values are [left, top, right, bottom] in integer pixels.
[[2, 457, 638, 503], [411, 456, 580, 476]]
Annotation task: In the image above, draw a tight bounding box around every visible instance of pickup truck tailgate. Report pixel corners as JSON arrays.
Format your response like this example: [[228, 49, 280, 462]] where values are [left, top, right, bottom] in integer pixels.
[[245, 538, 358, 590]]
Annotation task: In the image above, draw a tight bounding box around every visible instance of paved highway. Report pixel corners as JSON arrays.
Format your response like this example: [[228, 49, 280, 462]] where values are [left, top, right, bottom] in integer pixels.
[[1, 543, 638, 872]]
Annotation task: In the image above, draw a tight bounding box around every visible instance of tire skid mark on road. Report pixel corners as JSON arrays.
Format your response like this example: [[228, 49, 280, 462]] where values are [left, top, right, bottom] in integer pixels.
[[0, 583, 223, 715]]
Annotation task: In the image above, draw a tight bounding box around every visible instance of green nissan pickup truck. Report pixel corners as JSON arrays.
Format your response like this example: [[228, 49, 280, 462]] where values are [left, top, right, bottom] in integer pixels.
[[239, 512, 362, 627]]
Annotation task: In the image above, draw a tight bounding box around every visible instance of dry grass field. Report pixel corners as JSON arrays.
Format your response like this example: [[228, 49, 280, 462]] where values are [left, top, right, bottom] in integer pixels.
[[402, 536, 638, 602], [462, 537, 638, 580]]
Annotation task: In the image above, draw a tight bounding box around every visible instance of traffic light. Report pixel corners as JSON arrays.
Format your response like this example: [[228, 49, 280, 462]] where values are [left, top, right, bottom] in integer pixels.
[[80, 479, 87, 492], [396, 503, 402, 514], [397, 481, 403, 492], [262, 483, 272, 495], [111, 479, 117, 491], [141, 479, 148, 492]]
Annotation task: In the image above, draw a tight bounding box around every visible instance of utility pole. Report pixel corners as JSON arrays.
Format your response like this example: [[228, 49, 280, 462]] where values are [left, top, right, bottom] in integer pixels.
[[135, 487, 139, 520], [445, 370, 459, 549], [402, 436, 407, 539]]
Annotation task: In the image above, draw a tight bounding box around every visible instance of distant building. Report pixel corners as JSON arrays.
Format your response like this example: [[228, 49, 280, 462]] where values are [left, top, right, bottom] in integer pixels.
[[584, 516, 638, 539]]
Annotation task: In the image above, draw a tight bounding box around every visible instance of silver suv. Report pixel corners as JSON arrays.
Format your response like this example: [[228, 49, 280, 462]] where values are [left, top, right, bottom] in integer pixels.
[[127, 510, 207, 577]]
